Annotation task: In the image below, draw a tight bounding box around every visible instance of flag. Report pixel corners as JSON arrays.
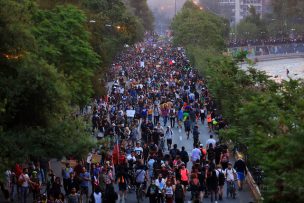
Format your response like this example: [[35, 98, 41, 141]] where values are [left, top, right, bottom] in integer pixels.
[[112, 139, 120, 165]]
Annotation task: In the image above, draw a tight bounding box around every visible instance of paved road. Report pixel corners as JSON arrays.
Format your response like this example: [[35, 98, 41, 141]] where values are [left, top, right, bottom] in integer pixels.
[[155, 118, 254, 203], [47, 118, 255, 203]]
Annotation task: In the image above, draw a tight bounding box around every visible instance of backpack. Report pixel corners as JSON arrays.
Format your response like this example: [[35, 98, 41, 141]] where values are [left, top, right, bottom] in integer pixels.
[[217, 169, 225, 185], [175, 184, 184, 199]]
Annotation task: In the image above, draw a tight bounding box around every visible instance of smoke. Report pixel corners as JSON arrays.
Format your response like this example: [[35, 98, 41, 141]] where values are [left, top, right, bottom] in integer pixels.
[[147, 0, 187, 34]]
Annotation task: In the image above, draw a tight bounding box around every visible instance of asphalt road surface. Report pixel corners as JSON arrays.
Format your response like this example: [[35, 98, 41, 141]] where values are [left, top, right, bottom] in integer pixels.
[[48, 117, 254, 203]]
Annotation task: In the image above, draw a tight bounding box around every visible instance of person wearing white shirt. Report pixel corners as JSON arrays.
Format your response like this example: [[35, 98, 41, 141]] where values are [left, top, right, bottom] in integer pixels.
[[155, 174, 166, 203], [191, 144, 202, 163], [86, 152, 92, 170], [127, 152, 136, 162], [90, 186, 102, 203], [224, 163, 237, 197], [165, 126, 174, 149], [19, 168, 33, 203], [134, 142, 143, 159], [206, 135, 216, 149]]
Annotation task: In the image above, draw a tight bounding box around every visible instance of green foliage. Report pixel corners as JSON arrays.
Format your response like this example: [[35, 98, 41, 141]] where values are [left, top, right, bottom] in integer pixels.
[[242, 1, 304, 39], [32, 5, 100, 107], [81, 0, 144, 96], [172, 1, 304, 202], [0, 0, 144, 177], [1, 54, 70, 128], [0, 117, 95, 176], [236, 6, 268, 40], [126, 0, 154, 31], [171, 2, 228, 51]]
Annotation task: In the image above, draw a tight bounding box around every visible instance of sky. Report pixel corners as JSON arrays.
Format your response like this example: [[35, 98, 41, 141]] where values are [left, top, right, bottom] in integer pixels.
[[147, 0, 187, 33]]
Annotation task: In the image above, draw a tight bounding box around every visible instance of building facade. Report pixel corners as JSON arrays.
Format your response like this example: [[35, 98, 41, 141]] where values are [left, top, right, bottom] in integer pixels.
[[215, 0, 271, 25]]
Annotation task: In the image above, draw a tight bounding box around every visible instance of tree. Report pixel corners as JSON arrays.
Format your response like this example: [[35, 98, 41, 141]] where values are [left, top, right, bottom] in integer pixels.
[[32, 5, 100, 107], [0, 0, 95, 177], [172, 1, 304, 202], [269, 0, 304, 37], [236, 21, 259, 40], [125, 0, 154, 31], [171, 1, 228, 51], [236, 6, 268, 40]]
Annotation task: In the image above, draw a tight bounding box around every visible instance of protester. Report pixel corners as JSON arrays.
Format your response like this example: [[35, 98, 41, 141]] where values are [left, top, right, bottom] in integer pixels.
[[4, 33, 251, 203], [234, 155, 247, 191]]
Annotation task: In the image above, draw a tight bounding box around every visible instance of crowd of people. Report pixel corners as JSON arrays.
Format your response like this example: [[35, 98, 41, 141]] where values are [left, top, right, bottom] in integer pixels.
[[229, 36, 304, 47], [1, 34, 248, 203]]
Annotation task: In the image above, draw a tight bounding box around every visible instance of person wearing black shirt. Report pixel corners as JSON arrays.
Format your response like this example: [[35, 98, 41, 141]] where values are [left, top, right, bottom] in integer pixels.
[[234, 157, 247, 191], [180, 146, 189, 168], [207, 143, 215, 164], [169, 144, 180, 160], [214, 143, 222, 165], [206, 169, 218, 203], [67, 172, 79, 195], [143, 144, 150, 165], [146, 180, 159, 203]]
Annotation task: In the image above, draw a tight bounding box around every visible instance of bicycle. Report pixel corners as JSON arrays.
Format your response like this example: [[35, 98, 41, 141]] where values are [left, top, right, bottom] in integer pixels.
[[227, 180, 236, 199], [136, 183, 146, 203]]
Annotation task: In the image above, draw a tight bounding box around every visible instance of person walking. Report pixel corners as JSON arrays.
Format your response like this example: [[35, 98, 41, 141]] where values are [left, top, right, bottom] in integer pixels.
[[169, 108, 176, 128], [184, 117, 191, 139], [234, 155, 247, 191], [146, 179, 159, 203], [165, 126, 173, 150], [191, 144, 201, 165], [163, 179, 174, 203], [18, 168, 33, 203], [216, 165, 225, 201], [192, 125, 200, 147], [174, 179, 185, 203], [206, 168, 218, 203], [180, 146, 189, 168]]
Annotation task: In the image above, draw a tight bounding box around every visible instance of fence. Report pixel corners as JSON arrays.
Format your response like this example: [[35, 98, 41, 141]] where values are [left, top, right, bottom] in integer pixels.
[[229, 43, 304, 59]]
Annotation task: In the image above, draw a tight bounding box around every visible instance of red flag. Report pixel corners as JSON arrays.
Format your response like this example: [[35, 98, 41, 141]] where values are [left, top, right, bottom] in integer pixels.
[[112, 140, 120, 165]]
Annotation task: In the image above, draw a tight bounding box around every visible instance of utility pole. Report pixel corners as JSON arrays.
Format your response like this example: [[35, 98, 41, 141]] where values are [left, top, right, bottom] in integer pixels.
[[175, 0, 177, 16]]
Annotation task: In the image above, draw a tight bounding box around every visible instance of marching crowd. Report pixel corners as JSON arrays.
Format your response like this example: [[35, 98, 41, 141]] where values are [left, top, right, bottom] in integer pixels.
[[1, 34, 248, 203]]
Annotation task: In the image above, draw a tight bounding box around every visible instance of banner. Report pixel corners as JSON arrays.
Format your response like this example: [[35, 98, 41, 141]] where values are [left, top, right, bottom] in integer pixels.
[[91, 154, 102, 164], [126, 110, 136, 117]]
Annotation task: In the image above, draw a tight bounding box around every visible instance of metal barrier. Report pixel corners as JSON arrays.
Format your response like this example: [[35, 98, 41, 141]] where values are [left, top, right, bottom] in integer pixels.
[[229, 43, 304, 60]]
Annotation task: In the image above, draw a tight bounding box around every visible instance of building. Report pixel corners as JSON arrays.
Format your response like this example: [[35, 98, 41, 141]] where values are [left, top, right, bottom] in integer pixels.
[[212, 0, 271, 25]]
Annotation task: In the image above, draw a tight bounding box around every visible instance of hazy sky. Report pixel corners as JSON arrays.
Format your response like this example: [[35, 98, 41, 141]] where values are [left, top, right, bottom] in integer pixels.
[[147, 0, 187, 33]]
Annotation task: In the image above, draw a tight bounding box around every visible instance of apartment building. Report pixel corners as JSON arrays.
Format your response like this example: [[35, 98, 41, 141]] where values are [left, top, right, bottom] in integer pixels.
[[214, 0, 271, 25]]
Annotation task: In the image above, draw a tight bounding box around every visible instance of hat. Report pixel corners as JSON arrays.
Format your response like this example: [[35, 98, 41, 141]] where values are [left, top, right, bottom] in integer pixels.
[[200, 144, 204, 147], [204, 164, 209, 167]]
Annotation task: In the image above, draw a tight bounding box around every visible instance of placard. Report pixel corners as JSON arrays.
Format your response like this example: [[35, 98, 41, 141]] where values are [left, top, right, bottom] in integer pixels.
[[140, 61, 145, 68], [126, 110, 136, 117], [91, 154, 102, 164]]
